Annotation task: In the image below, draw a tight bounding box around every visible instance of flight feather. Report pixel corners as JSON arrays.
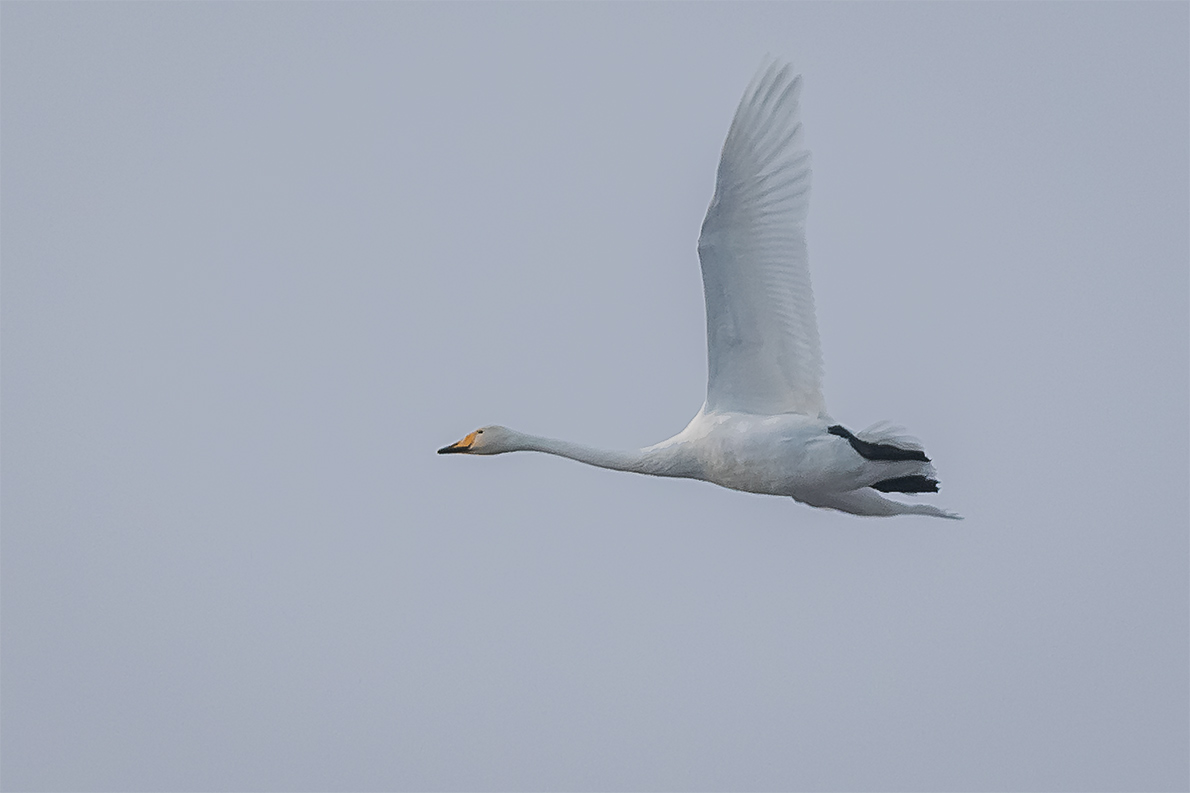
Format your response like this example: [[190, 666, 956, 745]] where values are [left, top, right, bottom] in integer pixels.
[[697, 61, 824, 416]]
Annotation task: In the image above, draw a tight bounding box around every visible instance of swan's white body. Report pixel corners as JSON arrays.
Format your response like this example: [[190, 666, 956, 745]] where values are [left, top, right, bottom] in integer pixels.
[[441, 62, 959, 520]]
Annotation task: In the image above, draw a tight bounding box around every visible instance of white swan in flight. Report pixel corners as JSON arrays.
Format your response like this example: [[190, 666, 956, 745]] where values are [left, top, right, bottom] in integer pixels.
[[440, 62, 960, 519]]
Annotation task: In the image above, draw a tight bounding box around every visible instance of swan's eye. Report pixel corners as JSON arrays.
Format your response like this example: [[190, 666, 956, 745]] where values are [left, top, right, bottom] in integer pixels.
[[476, 429, 484, 434]]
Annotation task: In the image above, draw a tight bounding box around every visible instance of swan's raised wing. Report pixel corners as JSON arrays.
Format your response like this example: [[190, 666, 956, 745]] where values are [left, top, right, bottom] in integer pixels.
[[697, 62, 825, 417]]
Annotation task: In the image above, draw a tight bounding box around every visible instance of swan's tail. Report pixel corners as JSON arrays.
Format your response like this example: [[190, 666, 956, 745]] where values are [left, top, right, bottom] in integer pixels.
[[830, 422, 949, 494], [820, 422, 959, 516], [828, 423, 929, 462]]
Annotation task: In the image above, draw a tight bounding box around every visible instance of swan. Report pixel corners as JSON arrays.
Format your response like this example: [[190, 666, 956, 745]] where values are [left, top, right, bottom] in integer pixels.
[[439, 61, 960, 519]]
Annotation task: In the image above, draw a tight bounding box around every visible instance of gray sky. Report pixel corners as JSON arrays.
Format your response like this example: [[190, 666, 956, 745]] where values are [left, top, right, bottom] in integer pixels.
[[2, 3, 1187, 791]]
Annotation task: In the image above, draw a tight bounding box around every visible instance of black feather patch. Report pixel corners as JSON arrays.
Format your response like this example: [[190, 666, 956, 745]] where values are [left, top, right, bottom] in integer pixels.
[[870, 475, 940, 493], [828, 424, 931, 463]]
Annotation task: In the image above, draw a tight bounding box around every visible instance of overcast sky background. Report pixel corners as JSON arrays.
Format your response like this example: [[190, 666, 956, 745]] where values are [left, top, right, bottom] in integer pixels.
[[3, 3, 1187, 791]]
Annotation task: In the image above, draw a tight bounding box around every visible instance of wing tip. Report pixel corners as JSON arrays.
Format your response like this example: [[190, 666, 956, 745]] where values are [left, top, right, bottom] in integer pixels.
[[720, 58, 807, 177]]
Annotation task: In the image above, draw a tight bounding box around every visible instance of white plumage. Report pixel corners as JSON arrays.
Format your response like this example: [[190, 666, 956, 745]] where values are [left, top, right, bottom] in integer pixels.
[[440, 61, 960, 520], [699, 64, 821, 417]]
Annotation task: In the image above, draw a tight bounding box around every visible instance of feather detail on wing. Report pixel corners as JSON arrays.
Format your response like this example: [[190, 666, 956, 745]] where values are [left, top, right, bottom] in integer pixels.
[[697, 61, 824, 417]]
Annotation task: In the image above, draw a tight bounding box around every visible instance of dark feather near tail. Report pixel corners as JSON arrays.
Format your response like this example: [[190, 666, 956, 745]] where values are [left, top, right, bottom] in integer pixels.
[[828, 424, 930, 463], [870, 475, 939, 493]]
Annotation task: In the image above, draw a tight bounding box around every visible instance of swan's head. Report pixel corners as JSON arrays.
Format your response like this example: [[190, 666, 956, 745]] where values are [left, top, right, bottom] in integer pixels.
[[437, 425, 516, 455]]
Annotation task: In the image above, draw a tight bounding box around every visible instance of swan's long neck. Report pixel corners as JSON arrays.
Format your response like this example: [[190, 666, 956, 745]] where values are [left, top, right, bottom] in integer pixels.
[[506, 431, 679, 477]]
